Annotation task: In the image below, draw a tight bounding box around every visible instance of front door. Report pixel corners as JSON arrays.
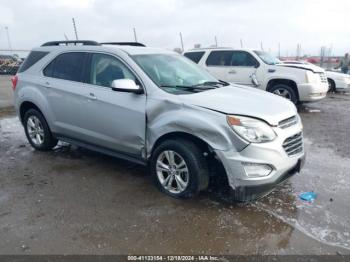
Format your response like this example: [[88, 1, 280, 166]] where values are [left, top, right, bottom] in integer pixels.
[[81, 52, 146, 157]]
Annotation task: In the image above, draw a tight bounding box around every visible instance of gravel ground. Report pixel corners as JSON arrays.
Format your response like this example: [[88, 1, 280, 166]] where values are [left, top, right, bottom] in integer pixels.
[[0, 90, 349, 255]]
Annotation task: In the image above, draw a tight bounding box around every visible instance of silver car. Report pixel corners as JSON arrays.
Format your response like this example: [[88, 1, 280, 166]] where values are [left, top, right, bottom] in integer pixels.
[[12, 41, 305, 201]]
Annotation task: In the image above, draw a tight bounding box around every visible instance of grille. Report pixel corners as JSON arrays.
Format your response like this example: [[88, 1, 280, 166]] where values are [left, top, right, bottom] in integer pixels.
[[283, 132, 303, 157], [278, 116, 298, 129], [316, 72, 328, 83]]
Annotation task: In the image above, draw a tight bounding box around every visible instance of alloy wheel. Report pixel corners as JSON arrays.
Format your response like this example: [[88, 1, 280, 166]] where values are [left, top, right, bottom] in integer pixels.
[[26, 115, 45, 146], [273, 88, 292, 100], [156, 150, 189, 194]]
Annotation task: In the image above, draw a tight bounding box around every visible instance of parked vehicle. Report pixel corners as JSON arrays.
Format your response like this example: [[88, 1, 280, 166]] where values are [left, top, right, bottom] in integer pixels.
[[13, 40, 305, 201], [183, 48, 328, 104], [282, 60, 350, 93], [0, 54, 22, 75]]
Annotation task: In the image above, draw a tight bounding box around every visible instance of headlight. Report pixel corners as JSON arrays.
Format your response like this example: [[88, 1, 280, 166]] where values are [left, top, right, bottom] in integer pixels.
[[305, 71, 319, 83], [227, 115, 276, 143]]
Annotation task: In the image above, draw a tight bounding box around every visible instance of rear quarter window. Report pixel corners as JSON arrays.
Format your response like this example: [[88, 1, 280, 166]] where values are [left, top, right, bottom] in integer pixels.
[[183, 51, 205, 64], [18, 51, 49, 73]]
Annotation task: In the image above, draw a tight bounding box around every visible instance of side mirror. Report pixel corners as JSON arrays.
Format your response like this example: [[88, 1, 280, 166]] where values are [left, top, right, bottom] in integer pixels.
[[250, 73, 260, 87], [111, 79, 143, 94]]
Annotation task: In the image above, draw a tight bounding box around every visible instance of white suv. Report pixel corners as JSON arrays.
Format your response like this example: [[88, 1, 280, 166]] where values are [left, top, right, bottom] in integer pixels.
[[183, 48, 328, 104]]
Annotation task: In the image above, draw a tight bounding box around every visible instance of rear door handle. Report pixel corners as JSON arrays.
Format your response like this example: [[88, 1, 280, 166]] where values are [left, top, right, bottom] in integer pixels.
[[88, 93, 97, 100], [228, 70, 236, 74]]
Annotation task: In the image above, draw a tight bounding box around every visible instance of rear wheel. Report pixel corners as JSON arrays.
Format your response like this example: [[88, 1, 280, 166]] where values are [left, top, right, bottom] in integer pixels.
[[23, 109, 58, 151], [327, 78, 336, 93], [151, 139, 209, 198], [269, 84, 298, 104]]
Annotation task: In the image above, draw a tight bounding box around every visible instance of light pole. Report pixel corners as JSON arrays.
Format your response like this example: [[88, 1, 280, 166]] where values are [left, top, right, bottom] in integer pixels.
[[5, 26, 12, 50], [133, 28, 138, 42]]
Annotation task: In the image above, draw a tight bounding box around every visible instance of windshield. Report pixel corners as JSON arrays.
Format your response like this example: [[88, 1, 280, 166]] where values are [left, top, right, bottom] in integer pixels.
[[254, 51, 281, 65], [132, 53, 224, 93]]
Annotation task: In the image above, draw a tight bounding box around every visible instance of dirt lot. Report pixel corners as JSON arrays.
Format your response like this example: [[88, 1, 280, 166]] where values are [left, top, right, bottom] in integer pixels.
[[0, 76, 13, 109], [0, 81, 350, 255]]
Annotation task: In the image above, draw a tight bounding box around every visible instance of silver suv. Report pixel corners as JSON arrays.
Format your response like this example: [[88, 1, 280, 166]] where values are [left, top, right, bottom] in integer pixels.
[[13, 40, 305, 201]]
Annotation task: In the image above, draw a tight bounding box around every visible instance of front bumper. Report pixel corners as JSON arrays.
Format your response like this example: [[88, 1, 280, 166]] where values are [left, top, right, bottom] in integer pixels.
[[233, 154, 305, 201], [215, 123, 305, 202], [334, 79, 350, 90], [297, 82, 328, 102]]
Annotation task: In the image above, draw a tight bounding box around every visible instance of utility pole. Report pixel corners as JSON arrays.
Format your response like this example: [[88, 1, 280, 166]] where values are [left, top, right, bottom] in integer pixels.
[[72, 18, 78, 40], [214, 36, 218, 47], [133, 28, 138, 42], [278, 43, 281, 58], [5, 26, 12, 50], [179, 32, 184, 52], [240, 39, 243, 48], [260, 41, 264, 51], [64, 34, 69, 40]]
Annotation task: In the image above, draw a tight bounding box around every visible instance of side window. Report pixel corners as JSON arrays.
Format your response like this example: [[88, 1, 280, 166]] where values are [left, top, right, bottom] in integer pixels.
[[183, 51, 205, 64], [43, 52, 86, 82], [206, 51, 233, 66], [231, 51, 258, 67], [89, 53, 136, 88]]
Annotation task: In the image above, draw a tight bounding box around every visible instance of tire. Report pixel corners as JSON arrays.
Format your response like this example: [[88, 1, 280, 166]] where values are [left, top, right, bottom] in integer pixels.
[[23, 109, 58, 151], [150, 138, 209, 199], [269, 84, 298, 104], [327, 78, 336, 93]]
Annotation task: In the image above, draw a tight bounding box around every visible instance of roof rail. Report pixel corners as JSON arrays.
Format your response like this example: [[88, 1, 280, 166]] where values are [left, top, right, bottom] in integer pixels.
[[100, 42, 146, 47], [41, 40, 100, 47]]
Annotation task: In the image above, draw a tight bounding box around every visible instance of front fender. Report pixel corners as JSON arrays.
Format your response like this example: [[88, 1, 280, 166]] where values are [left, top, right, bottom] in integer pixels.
[[146, 98, 248, 157]]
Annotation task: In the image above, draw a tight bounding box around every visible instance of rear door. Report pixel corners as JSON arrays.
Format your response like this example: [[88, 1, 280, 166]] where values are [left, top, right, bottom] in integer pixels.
[[42, 52, 90, 137]]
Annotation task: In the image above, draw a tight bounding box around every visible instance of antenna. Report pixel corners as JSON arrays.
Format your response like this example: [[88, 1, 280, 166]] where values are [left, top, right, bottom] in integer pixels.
[[72, 18, 79, 40]]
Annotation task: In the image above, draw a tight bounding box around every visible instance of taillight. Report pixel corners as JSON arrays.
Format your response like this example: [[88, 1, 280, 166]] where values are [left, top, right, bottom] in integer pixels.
[[11, 75, 18, 91]]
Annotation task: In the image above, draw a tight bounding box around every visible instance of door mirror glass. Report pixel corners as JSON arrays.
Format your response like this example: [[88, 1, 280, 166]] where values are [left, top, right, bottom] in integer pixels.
[[111, 79, 142, 93], [250, 73, 259, 86]]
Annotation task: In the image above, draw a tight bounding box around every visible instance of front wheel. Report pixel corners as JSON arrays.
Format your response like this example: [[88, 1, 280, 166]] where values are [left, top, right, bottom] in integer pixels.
[[269, 84, 298, 104], [150, 139, 209, 198], [327, 78, 336, 93]]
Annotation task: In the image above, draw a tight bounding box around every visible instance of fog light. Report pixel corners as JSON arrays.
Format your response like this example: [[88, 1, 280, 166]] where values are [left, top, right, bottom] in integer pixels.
[[242, 162, 273, 178]]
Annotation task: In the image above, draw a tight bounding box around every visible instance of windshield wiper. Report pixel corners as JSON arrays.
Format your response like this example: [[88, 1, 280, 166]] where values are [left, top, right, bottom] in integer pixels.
[[159, 85, 216, 91], [193, 80, 229, 87]]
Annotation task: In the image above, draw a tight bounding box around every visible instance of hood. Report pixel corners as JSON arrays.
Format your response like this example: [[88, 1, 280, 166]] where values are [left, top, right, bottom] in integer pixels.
[[326, 70, 350, 79], [179, 85, 297, 126], [278, 63, 325, 73]]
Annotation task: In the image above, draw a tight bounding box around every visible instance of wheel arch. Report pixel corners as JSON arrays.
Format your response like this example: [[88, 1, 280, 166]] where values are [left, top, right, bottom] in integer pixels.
[[150, 131, 213, 158], [19, 101, 44, 124], [266, 78, 300, 101]]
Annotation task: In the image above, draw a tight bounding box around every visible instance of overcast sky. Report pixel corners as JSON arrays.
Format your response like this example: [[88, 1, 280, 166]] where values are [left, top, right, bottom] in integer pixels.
[[0, 0, 349, 56]]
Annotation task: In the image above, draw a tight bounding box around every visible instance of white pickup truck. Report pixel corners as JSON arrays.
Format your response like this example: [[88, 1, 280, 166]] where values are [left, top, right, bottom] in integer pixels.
[[183, 48, 328, 104]]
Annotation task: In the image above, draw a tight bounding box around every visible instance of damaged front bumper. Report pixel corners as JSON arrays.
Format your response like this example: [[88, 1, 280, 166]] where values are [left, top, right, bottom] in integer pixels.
[[214, 125, 305, 202]]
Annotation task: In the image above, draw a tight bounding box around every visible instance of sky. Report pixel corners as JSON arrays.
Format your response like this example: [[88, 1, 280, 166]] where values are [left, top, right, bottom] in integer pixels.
[[0, 0, 349, 56]]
